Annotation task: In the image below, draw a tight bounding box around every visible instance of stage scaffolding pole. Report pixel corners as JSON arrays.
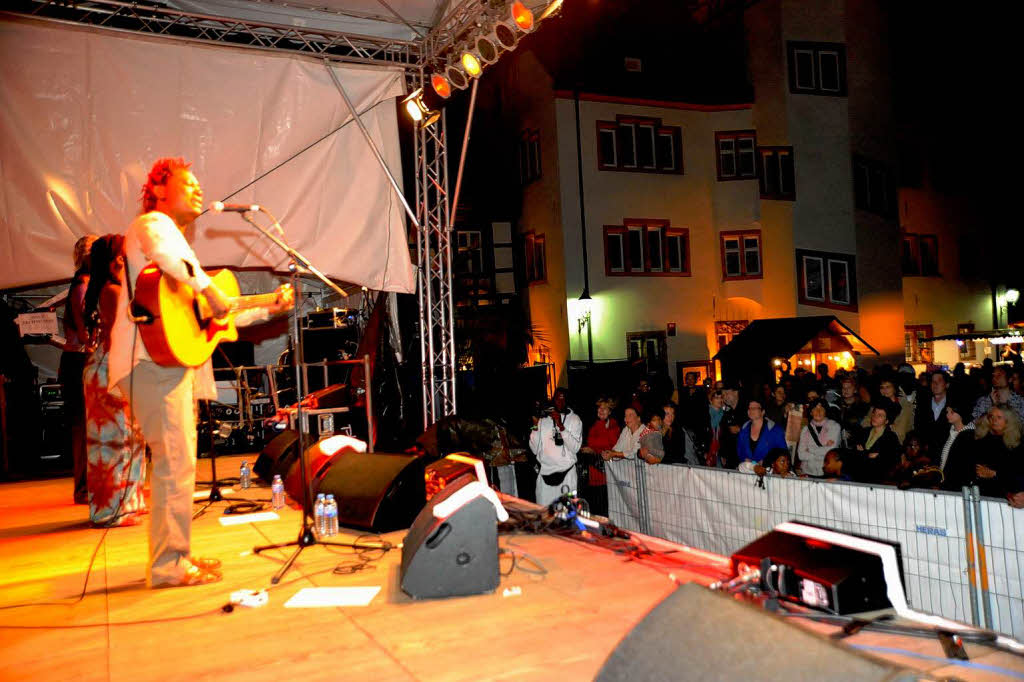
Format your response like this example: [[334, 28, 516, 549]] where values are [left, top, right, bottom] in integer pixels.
[[411, 68, 456, 429]]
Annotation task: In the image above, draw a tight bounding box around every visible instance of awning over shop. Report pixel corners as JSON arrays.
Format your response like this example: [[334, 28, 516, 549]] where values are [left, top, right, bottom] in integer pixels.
[[712, 316, 878, 382]]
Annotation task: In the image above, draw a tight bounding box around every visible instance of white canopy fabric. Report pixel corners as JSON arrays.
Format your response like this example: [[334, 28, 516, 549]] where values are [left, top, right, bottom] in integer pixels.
[[0, 17, 415, 292]]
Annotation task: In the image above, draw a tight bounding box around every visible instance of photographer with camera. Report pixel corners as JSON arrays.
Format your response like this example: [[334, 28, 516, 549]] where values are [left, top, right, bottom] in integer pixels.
[[529, 387, 583, 506]]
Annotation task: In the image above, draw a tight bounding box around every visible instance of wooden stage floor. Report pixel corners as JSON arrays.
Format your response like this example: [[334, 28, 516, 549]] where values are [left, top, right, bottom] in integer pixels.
[[2, 454, 1023, 681]]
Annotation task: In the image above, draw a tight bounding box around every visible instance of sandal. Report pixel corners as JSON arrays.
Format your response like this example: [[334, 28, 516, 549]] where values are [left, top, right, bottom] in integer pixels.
[[189, 556, 222, 571]]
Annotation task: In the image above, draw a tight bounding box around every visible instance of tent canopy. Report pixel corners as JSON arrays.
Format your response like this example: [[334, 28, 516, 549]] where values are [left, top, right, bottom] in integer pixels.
[[0, 17, 416, 292], [713, 316, 879, 381]]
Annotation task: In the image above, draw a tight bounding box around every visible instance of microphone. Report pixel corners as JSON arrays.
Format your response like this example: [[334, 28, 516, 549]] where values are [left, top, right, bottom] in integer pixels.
[[211, 201, 260, 213]]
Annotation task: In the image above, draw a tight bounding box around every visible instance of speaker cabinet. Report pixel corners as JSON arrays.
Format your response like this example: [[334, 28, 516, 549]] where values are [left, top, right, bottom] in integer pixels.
[[316, 451, 425, 532], [596, 583, 916, 682], [254, 429, 310, 484], [400, 474, 499, 600]]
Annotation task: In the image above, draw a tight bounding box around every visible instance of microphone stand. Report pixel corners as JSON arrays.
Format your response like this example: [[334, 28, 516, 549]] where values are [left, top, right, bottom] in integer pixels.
[[239, 210, 350, 584]]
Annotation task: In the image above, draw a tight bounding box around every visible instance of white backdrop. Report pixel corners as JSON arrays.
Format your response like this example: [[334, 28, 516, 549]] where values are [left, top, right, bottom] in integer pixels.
[[0, 18, 415, 292]]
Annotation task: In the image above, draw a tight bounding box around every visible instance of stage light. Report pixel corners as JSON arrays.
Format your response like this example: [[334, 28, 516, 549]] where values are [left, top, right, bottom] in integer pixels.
[[537, 0, 563, 21], [510, 1, 535, 32], [402, 88, 441, 128], [445, 61, 469, 90], [490, 20, 520, 50], [431, 72, 452, 99], [460, 49, 483, 78], [474, 33, 500, 64]]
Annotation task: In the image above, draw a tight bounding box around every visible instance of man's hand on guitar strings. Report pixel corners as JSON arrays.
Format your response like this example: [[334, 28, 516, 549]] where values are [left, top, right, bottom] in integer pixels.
[[202, 284, 231, 318]]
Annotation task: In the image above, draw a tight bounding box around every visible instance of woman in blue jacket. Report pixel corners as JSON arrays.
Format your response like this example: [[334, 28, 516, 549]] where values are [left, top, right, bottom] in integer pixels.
[[736, 398, 789, 472]]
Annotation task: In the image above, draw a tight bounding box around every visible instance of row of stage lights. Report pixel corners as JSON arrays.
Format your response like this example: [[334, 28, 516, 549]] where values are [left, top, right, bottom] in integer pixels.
[[403, 0, 562, 126]]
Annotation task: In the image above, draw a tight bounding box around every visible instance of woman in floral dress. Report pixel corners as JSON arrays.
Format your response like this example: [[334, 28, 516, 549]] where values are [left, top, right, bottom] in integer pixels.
[[82, 235, 147, 526]]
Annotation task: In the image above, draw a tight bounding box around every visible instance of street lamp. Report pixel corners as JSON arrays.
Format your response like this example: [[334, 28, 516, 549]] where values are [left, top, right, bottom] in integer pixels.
[[578, 289, 593, 364]]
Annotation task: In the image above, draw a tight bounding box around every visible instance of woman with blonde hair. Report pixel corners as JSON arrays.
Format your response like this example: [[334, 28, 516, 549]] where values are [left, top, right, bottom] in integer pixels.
[[949, 404, 1024, 499]]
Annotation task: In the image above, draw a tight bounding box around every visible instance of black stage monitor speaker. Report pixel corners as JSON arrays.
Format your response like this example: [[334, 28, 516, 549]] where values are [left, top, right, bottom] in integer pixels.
[[316, 451, 425, 532], [731, 521, 905, 616], [400, 474, 500, 600], [596, 583, 918, 682], [254, 429, 313, 484]]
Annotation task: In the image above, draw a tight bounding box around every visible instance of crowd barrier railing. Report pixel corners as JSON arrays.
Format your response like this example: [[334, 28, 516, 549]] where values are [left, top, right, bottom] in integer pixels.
[[604, 459, 1024, 641]]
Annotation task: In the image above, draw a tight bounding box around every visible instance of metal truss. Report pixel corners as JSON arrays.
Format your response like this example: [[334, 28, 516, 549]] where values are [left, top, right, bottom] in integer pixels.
[[420, 0, 493, 66], [5, 0, 421, 68], [4, 0, 459, 427], [411, 69, 457, 427]]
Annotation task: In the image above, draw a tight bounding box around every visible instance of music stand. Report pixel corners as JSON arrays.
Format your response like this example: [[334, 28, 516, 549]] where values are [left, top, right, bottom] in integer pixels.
[[236, 210, 353, 584]]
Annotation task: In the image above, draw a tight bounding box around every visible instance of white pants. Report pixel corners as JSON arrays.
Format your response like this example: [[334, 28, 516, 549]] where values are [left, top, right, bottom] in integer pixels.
[[119, 361, 197, 587], [535, 467, 578, 507]]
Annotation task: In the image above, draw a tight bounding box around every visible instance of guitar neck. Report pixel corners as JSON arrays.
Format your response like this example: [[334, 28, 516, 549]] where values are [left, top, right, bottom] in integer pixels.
[[229, 293, 278, 312]]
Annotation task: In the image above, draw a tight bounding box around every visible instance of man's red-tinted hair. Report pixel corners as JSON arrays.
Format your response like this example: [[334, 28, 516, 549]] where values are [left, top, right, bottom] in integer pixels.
[[140, 157, 191, 213]]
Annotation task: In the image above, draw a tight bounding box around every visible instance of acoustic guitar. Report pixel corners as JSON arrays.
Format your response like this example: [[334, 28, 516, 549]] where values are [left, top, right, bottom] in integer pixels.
[[133, 265, 282, 368]]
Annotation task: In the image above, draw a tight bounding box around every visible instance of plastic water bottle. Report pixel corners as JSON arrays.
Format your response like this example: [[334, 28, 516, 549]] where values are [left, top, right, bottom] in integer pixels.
[[314, 493, 326, 536], [325, 494, 338, 537], [239, 460, 251, 489], [271, 475, 285, 510]]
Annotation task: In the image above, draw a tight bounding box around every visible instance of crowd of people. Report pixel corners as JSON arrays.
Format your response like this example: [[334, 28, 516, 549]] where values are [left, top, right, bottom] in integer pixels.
[[528, 362, 1024, 514]]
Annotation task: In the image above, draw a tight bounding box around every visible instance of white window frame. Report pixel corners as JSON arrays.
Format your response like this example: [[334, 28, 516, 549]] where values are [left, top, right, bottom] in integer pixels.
[[794, 48, 816, 90], [608, 232, 625, 273], [719, 138, 736, 178], [723, 236, 742, 277], [818, 50, 842, 93], [619, 122, 637, 169], [647, 225, 663, 272], [742, 235, 762, 276], [666, 233, 685, 272], [803, 255, 826, 301], [637, 123, 657, 169], [598, 127, 617, 168], [827, 258, 850, 305], [627, 225, 645, 272]]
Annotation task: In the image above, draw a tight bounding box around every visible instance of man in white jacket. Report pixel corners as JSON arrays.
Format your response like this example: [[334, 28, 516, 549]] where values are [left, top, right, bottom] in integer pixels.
[[529, 387, 583, 506]]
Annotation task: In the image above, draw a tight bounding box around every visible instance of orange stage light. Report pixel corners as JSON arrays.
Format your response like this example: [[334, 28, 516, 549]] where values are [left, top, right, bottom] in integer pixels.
[[511, 1, 534, 32], [431, 73, 452, 99]]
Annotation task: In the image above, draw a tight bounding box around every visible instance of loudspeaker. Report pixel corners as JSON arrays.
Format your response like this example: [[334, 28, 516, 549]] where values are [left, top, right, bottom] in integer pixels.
[[316, 451, 425, 532], [400, 474, 499, 599], [596, 583, 917, 681], [731, 522, 904, 615], [254, 430, 312, 484]]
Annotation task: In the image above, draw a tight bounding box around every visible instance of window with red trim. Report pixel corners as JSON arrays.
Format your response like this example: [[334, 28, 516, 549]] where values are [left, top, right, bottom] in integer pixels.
[[523, 231, 546, 284], [759, 146, 795, 200], [901, 233, 939, 277], [796, 249, 857, 311], [604, 220, 689, 276], [596, 115, 682, 174], [716, 131, 757, 181], [721, 230, 763, 280]]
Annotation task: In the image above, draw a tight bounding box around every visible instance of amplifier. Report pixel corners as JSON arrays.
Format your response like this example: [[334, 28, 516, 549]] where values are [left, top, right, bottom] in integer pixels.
[[303, 307, 355, 330], [39, 383, 63, 406]]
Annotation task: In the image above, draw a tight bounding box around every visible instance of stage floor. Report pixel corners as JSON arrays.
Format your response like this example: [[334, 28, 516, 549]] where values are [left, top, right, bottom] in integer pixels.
[[1, 454, 1022, 681]]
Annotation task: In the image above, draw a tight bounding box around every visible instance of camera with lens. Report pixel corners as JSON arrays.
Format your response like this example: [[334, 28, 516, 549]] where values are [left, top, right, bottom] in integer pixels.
[[534, 401, 556, 419]]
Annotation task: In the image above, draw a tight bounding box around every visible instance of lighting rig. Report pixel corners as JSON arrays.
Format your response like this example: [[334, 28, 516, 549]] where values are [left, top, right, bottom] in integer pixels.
[[404, 0, 563, 126]]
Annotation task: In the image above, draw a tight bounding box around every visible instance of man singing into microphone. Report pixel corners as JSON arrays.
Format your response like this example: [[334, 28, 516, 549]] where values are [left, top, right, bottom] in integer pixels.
[[107, 157, 293, 587]]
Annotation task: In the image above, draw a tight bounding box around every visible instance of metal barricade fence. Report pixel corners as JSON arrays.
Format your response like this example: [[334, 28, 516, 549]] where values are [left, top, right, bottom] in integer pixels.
[[974, 491, 1024, 639], [604, 460, 1023, 641]]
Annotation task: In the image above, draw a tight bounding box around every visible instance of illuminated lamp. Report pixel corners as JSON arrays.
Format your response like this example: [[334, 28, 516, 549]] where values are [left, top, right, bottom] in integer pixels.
[[430, 72, 452, 99], [510, 0, 535, 32], [1007, 288, 1020, 305], [577, 289, 592, 333], [460, 48, 483, 78], [474, 33, 500, 64], [445, 61, 469, 91], [402, 88, 441, 128], [537, 0, 563, 21]]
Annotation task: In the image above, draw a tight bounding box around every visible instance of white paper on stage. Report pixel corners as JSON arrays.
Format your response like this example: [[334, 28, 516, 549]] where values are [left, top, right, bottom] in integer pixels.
[[0, 18, 415, 293], [284, 586, 381, 608]]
